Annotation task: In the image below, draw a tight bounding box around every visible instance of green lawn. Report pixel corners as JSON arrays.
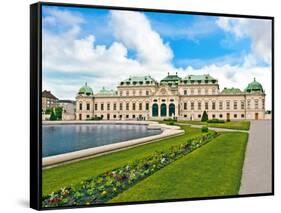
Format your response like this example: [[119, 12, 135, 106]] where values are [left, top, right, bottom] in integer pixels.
[[43, 126, 205, 196], [178, 120, 250, 130], [109, 132, 248, 203]]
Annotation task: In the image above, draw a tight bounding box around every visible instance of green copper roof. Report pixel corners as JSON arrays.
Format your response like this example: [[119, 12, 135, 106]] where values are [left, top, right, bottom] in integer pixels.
[[244, 78, 264, 93], [96, 87, 117, 96], [120, 75, 157, 86], [181, 74, 217, 84], [221, 87, 242, 94], [78, 83, 93, 96], [160, 73, 182, 85]]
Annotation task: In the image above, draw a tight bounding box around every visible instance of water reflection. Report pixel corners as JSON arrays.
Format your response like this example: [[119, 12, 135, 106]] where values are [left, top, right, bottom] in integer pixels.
[[42, 124, 162, 157]]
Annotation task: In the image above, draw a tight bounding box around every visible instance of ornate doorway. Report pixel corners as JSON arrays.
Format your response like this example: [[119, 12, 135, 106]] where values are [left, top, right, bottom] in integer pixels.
[[152, 104, 158, 117], [169, 103, 175, 117], [161, 103, 167, 117]]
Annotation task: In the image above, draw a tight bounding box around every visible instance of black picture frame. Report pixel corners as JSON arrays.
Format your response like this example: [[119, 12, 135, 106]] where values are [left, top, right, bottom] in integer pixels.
[[30, 1, 274, 210]]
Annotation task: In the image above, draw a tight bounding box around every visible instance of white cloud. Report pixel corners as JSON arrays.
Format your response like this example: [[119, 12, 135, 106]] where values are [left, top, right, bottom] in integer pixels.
[[216, 17, 272, 64], [42, 8, 272, 110], [109, 10, 173, 65]]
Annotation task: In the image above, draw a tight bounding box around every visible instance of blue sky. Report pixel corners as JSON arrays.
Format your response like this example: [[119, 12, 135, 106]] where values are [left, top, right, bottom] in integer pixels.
[[42, 5, 272, 109]]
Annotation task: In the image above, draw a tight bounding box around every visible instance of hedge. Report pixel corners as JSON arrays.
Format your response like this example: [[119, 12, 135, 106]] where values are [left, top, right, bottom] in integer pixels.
[[42, 132, 219, 207]]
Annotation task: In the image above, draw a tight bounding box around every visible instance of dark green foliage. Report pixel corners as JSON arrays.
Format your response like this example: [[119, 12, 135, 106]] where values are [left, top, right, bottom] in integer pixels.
[[201, 111, 208, 122], [49, 107, 63, 121], [42, 132, 218, 207], [207, 119, 225, 123], [201, 126, 208, 132], [45, 108, 52, 115]]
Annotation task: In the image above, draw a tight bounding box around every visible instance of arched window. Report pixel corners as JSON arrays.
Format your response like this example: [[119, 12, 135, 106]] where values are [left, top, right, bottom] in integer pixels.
[[152, 104, 158, 117], [169, 103, 175, 116], [161, 103, 167, 117]]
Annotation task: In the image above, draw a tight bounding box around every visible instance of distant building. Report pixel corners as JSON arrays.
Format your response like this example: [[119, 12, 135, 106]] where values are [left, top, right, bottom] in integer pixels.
[[75, 74, 266, 121], [42, 90, 58, 112], [58, 100, 76, 120]]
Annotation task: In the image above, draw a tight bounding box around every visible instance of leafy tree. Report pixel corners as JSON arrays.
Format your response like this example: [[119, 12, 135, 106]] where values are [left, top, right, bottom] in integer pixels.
[[50, 110, 57, 120], [201, 110, 208, 122]]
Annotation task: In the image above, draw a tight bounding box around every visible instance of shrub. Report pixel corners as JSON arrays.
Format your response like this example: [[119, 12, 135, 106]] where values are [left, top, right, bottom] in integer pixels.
[[42, 132, 218, 207], [207, 119, 225, 123], [167, 121, 175, 126], [201, 126, 208, 132], [201, 111, 208, 122], [226, 118, 231, 122], [163, 118, 177, 122]]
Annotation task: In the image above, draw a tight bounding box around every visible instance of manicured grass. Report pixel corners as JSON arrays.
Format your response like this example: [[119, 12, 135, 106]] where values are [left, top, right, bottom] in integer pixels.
[[110, 132, 248, 203], [43, 126, 205, 196], [178, 120, 250, 130]]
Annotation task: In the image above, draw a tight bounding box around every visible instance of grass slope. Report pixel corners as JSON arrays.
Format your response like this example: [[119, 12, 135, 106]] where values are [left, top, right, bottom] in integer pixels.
[[178, 120, 250, 130], [110, 132, 248, 203], [43, 126, 205, 196]]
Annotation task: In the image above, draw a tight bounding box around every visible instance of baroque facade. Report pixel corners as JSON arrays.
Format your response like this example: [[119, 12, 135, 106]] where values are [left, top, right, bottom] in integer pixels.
[[76, 73, 266, 121]]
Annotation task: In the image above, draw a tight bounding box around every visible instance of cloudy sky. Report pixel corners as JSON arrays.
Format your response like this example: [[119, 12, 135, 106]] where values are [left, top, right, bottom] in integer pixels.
[[42, 5, 272, 110]]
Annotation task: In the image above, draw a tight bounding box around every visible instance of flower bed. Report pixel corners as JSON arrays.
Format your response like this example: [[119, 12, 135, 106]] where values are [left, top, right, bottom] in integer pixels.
[[42, 132, 218, 207]]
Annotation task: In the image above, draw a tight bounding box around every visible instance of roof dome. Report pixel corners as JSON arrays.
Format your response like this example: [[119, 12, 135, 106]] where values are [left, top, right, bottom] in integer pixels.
[[78, 83, 93, 96], [244, 78, 264, 93]]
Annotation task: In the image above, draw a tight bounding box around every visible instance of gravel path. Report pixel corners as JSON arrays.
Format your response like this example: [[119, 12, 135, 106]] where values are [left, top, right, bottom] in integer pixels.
[[239, 120, 273, 194]]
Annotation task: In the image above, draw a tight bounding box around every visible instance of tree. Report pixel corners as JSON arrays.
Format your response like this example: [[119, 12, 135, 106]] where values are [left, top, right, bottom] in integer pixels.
[[50, 110, 57, 120], [201, 110, 208, 122]]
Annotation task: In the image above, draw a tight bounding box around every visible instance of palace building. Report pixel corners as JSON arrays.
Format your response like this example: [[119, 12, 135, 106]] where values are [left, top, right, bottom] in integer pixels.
[[75, 73, 266, 121]]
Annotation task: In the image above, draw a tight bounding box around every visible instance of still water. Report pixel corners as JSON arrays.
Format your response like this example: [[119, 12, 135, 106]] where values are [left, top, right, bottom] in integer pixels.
[[42, 124, 162, 157]]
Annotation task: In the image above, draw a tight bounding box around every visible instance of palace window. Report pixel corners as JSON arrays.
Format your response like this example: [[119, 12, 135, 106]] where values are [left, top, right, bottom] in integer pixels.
[[212, 101, 216, 110], [205, 102, 209, 110], [191, 102, 194, 110], [79, 102, 82, 110], [262, 99, 265, 109], [219, 101, 223, 110], [87, 115, 90, 118], [198, 114, 201, 118], [139, 90, 142, 96], [184, 102, 187, 110], [226, 101, 230, 110], [126, 115, 129, 118], [132, 115, 136, 119], [205, 88, 208, 95], [133, 90, 136, 96], [94, 103, 98, 111], [241, 101, 245, 110], [191, 89, 194, 95], [212, 88, 216, 94], [212, 114, 215, 118], [198, 102, 201, 110], [113, 115, 117, 118], [126, 91, 129, 96], [107, 103, 110, 110], [184, 90, 187, 95], [101, 103, 104, 111], [146, 103, 149, 110], [219, 114, 223, 118], [126, 103, 129, 110], [255, 99, 259, 109], [241, 114, 245, 118], [198, 89, 201, 95], [120, 103, 123, 111], [234, 101, 237, 110], [86, 103, 90, 110], [234, 114, 237, 118], [247, 99, 251, 109], [146, 90, 150, 96], [120, 91, 122, 96], [139, 103, 142, 111], [133, 103, 136, 110], [113, 103, 117, 110]]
